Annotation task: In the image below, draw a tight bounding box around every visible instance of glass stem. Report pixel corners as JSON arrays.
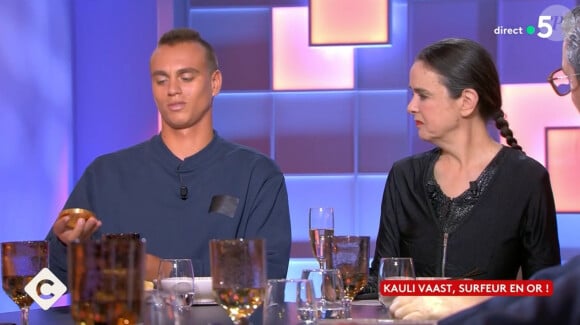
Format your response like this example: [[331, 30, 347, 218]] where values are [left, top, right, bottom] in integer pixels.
[[20, 306, 29, 325], [342, 298, 353, 319]]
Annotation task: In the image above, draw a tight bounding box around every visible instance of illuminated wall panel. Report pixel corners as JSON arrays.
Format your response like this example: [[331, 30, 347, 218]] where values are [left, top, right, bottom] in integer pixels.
[[356, 175, 387, 237], [358, 90, 409, 172], [189, 0, 308, 6], [497, 0, 576, 83], [272, 7, 354, 90], [501, 84, 580, 166], [274, 92, 355, 173], [0, 0, 72, 313], [310, 0, 388, 45], [356, 0, 408, 90], [285, 175, 356, 256], [557, 214, 580, 261], [408, 0, 497, 58], [546, 127, 580, 213], [213, 93, 273, 156], [189, 8, 271, 91]]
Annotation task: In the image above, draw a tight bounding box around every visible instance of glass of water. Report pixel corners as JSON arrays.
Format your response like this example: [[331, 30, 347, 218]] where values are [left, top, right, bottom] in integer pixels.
[[263, 279, 316, 324], [301, 268, 346, 320], [157, 258, 195, 308], [378, 257, 415, 311]]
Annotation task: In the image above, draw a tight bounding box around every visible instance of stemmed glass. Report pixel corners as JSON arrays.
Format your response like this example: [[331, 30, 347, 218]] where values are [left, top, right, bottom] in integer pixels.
[[210, 238, 266, 325], [1, 240, 48, 325], [308, 208, 334, 269], [378, 257, 416, 311], [157, 258, 196, 308], [331, 235, 370, 318]]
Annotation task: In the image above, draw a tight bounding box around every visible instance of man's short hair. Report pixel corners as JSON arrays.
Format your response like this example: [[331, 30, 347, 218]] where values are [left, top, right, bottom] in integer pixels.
[[158, 28, 219, 71]]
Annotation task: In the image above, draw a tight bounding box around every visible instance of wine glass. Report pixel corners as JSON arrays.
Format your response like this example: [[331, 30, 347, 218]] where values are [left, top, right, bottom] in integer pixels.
[[1, 240, 48, 325], [308, 207, 334, 269], [210, 238, 266, 325], [331, 235, 370, 318], [157, 258, 195, 308], [378, 257, 415, 311]]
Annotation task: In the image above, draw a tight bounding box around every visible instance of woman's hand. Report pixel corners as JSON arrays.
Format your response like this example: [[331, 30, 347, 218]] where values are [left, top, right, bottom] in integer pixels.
[[389, 295, 491, 320]]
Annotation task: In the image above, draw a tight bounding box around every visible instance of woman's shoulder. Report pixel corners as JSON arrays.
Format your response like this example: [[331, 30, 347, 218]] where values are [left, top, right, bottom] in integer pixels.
[[392, 148, 439, 171], [500, 146, 548, 175]]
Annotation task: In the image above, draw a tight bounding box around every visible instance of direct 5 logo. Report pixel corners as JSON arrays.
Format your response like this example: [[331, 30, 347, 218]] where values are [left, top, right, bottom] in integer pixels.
[[493, 4, 570, 41], [24, 268, 67, 310]]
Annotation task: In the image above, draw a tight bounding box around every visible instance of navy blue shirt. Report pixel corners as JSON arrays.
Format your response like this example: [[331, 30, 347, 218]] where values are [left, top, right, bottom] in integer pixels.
[[46, 132, 291, 283]]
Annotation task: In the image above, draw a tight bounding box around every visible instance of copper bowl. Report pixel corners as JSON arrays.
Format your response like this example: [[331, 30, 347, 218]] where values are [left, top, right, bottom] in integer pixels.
[[58, 208, 95, 229]]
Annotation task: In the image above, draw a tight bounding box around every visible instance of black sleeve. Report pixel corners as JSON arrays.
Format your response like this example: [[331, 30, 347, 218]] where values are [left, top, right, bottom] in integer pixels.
[[519, 169, 561, 278]]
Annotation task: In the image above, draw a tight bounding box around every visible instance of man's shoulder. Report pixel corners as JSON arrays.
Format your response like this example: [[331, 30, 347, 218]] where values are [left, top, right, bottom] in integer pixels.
[[217, 137, 281, 170], [90, 137, 155, 167]]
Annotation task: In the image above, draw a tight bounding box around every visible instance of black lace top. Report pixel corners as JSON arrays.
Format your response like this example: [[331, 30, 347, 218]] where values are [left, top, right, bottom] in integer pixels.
[[357, 146, 560, 298], [425, 147, 506, 234]]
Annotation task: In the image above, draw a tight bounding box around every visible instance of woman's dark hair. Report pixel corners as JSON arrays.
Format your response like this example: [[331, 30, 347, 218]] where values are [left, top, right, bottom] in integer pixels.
[[416, 38, 522, 151]]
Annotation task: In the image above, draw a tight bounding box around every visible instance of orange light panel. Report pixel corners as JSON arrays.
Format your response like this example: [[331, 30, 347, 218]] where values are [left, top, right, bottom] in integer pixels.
[[272, 7, 354, 90], [502, 83, 580, 213], [546, 128, 580, 213], [310, 0, 388, 45], [501, 84, 580, 166]]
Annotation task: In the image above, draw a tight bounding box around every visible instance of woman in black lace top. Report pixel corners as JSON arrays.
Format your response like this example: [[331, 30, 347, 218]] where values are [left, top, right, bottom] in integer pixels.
[[367, 38, 561, 319]]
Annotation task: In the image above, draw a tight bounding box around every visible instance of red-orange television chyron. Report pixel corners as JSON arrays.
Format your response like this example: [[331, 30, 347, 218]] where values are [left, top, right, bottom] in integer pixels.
[[380, 280, 554, 297]]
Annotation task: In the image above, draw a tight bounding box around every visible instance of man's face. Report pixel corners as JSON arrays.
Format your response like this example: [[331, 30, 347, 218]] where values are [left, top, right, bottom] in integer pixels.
[[562, 41, 580, 113], [150, 42, 222, 132]]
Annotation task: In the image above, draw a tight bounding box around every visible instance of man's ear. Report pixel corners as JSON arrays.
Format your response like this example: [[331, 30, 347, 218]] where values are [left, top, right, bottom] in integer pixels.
[[460, 88, 479, 117], [211, 69, 222, 96]]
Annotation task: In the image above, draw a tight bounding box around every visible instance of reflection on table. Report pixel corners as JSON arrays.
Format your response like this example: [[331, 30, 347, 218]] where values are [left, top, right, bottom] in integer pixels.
[[0, 300, 438, 325]]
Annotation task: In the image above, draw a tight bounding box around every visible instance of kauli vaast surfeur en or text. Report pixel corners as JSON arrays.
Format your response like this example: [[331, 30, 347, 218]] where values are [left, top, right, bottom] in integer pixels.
[[380, 280, 553, 297]]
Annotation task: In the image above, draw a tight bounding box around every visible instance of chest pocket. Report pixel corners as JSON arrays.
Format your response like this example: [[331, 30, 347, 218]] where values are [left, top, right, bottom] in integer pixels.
[[209, 195, 240, 218]]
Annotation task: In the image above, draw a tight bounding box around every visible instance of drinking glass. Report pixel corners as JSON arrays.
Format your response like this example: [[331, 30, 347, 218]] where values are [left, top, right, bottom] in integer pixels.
[[68, 239, 102, 325], [157, 258, 195, 308], [1, 240, 48, 325], [331, 235, 370, 318], [308, 208, 334, 269], [263, 279, 316, 325], [100, 236, 145, 324], [378, 257, 415, 310], [301, 269, 345, 320], [69, 237, 145, 325], [210, 238, 266, 325]]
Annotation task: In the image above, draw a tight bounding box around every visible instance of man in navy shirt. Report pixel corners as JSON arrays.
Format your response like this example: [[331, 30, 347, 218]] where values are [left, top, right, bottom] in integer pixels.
[[46, 28, 292, 282]]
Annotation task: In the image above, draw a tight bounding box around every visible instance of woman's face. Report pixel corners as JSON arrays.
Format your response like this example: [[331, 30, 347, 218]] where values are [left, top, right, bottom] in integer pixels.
[[407, 60, 464, 143]]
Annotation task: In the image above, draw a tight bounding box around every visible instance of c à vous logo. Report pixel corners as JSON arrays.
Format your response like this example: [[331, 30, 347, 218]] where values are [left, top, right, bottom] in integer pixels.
[[24, 268, 67, 311]]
